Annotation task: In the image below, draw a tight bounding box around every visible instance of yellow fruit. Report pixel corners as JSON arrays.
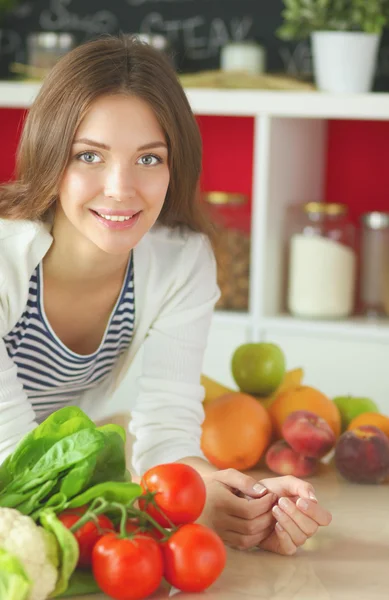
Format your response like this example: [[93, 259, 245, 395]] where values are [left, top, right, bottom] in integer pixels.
[[258, 368, 304, 409], [200, 374, 234, 404]]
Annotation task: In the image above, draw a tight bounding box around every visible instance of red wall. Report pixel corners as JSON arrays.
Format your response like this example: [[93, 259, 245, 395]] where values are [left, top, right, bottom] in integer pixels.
[[326, 120, 389, 222], [1, 110, 389, 222], [0, 109, 26, 182]]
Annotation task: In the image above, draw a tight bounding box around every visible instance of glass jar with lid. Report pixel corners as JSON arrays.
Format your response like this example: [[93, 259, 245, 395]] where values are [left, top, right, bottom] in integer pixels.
[[360, 212, 389, 317], [203, 191, 250, 311], [286, 202, 357, 319]]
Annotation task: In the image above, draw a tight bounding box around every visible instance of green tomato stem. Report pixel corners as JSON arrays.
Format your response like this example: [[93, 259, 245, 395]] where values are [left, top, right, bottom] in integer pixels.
[[68, 496, 174, 540]]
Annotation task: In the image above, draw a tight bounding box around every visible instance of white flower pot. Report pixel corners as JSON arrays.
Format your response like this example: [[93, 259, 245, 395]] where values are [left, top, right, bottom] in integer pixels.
[[311, 31, 381, 93]]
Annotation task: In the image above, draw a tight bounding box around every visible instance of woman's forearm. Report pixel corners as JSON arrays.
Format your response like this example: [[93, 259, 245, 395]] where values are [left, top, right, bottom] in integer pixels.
[[175, 455, 218, 477], [129, 456, 217, 485]]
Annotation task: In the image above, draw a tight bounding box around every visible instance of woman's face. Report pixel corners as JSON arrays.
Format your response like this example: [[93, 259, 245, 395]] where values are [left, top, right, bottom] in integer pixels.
[[57, 94, 170, 255]]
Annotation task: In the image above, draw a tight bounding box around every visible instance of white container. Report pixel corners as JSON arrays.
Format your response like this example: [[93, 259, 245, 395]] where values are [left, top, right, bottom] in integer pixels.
[[286, 202, 357, 319], [220, 41, 266, 74], [311, 31, 381, 93], [288, 235, 357, 319]]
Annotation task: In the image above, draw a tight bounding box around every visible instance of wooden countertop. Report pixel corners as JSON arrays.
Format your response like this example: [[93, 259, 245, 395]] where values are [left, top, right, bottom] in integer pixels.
[[69, 462, 389, 600]]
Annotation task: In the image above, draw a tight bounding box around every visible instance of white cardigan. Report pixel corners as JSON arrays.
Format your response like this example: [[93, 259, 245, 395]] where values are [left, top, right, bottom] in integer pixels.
[[0, 219, 219, 474]]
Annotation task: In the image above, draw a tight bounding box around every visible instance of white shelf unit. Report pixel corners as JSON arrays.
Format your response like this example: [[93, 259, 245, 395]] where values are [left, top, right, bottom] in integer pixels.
[[1, 82, 389, 411], [186, 89, 389, 410]]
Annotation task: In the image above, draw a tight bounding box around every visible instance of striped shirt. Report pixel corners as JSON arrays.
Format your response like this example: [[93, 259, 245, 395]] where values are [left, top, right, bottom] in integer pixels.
[[3, 256, 135, 422]]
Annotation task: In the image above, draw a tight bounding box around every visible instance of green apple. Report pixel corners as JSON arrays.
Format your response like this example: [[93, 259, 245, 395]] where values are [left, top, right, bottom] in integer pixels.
[[231, 342, 286, 396], [333, 395, 379, 432]]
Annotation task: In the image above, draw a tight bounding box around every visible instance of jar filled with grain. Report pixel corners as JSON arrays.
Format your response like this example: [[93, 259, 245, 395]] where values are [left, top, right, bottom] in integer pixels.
[[203, 192, 250, 311]]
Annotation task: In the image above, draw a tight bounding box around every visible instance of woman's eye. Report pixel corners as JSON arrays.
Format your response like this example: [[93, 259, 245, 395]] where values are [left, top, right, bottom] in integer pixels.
[[138, 154, 162, 166], [77, 152, 101, 164]]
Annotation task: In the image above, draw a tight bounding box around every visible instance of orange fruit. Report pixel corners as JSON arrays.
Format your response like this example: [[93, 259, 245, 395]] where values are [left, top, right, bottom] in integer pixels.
[[268, 385, 341, 439], [201, 392, 272, 470], [347, 412, 389, 439]]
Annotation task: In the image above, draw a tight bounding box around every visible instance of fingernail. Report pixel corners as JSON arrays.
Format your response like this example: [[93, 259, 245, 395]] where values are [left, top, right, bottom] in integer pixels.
[[309, 491, 318, 502], [275, 521, 284, 532], [272, 505, 282, 518], [252, 483, 267, 496], [297, 497, 309, 511], [278, 497, 290, 510]]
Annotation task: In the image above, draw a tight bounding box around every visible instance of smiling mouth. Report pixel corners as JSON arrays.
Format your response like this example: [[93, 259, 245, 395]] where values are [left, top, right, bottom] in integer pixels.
[[91, 210, 139, 222]]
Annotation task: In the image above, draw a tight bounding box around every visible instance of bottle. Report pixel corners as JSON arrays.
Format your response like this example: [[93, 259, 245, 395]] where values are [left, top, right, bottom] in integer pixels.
[[203, 191, 250, 311], [360, 211, 389, 317], [286, 202, 357, 319]]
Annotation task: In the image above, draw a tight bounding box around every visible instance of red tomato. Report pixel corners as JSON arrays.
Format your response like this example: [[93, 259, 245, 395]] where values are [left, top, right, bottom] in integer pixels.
[[58, 512, 115, 568], [125, 520, 165, 542], [92, 532, 163, 600], [162, 523, 226, 592], [139, 463, 206, 528]]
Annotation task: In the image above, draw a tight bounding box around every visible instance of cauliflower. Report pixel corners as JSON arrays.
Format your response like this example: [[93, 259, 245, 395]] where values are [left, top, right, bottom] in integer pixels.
[[0, 508, 58, 600]]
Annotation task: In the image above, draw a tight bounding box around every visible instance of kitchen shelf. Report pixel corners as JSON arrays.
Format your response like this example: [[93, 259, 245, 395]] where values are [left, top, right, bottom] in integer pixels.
[[262, 315, 389, 343], [213, 310, 389, 343], [3, 80, 389, 119], [0, 81, 41, 108], [187, 89, 389, 120]]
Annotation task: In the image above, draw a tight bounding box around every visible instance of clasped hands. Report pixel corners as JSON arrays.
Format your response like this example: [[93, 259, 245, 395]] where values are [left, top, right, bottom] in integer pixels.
[[202, 469, 332, 555]]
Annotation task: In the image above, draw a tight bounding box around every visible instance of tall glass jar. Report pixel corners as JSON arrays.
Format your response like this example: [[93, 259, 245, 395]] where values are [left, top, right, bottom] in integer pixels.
[[203, 192, 250, 311], [360, 212, 389, 317], [286, 202, 357, 319]]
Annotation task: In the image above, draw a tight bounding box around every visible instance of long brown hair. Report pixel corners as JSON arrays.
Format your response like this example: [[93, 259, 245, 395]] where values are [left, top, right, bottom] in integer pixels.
[[0, 35, 214, 239]]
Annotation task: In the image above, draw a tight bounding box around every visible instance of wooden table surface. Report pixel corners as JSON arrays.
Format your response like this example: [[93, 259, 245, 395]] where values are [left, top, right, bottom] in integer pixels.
[[70, 459, 389, 600]]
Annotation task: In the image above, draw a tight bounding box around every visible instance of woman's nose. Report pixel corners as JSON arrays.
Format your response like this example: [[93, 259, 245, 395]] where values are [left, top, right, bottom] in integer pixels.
[[104, 164, 136, 202]]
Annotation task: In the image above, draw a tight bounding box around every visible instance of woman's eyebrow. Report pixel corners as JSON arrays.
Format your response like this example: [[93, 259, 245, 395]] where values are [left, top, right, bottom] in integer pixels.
[[73, 138, 167, 151]]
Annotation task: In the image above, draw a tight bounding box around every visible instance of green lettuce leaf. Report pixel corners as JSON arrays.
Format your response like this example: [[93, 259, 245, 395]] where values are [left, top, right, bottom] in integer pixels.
[[0, 407, 96, 490], [39, 509, 79, 597]]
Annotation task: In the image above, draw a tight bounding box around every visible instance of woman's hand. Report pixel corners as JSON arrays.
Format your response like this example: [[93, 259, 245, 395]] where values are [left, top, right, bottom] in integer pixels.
[[177, 458, 332, 556], [201, 468, 278, 550], [200, 470, 332, 555], [256, 475, 332, 555]]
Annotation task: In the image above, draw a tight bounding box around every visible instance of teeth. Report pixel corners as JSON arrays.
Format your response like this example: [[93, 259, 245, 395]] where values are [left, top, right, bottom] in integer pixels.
[[97, 213, 134, 222]]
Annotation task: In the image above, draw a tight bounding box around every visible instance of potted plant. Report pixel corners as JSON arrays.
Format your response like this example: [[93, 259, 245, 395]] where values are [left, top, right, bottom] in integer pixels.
[[277, 0, 389, 93]]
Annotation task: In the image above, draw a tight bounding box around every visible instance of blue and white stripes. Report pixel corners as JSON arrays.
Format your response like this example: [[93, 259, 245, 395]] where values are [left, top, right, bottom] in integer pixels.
[[4, 256, 135, 420]]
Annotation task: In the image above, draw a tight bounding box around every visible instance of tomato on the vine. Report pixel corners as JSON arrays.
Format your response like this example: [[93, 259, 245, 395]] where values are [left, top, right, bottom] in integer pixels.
[[162, 523, 226, 592], [125, 519, 165, 542], [58, 512, 115, 568], [92, 532, 164, 600], [139, 463, 206, 527]]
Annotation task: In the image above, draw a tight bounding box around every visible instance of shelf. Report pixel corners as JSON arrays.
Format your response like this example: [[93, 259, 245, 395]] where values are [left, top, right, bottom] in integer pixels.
[[211, 310, 389, 343], [186, 89, 389, 120], [0, 81, 41, 108], [3, 81, 389, 120], [262, 314, 389, 343]]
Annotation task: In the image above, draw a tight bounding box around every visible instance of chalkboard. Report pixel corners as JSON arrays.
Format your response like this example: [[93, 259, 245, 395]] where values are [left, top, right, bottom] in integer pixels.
[[1, 0, 389, 90]]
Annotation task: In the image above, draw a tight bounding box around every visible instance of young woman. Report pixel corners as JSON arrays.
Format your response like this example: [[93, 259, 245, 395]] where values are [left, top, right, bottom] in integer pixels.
[[0, 36, 331, 554]]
